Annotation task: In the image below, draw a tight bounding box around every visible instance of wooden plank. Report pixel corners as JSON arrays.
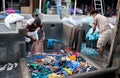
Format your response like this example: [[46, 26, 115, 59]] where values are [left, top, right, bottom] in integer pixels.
[[19, 58, 31, 78], [21, 7, 30, 14], [107, 0, 120, 67], [29, 0, 33, 14]]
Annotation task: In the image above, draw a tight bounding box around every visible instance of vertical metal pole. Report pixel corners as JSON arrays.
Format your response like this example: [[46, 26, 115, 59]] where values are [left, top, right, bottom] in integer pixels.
[[11, 0, 13, 8], [74, 0, 77, 16], [66, 2, 70, 15], [2, 0, 5, 12], [100, 0, 104, 15], [39, 0, 42, 13], [66, 3, 68, 14], [103, 0, 105, 14]]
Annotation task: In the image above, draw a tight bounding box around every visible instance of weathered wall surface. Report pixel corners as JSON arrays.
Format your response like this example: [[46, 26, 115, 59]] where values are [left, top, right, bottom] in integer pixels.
[[0, 23, 25, 64]]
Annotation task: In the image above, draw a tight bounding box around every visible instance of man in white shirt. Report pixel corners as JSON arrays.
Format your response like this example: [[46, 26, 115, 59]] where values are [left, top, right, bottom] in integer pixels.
[[55, 0, 62, 18], [91, 10, 112, 60]]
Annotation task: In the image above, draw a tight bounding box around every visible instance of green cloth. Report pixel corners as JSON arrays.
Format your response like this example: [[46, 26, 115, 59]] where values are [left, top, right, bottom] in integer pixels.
[[44, 2, 48, 14]]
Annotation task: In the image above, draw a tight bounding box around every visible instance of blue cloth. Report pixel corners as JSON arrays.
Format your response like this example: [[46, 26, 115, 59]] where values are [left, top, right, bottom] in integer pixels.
[[56, 6, 62, 18], [71, 61, 80, 71], [31, 72, 49, 78], [47, 0, 52, 8], [47, 39, 62, 47], [86, 28, 100, 41], [54, 61, 60, 66], [15, 10, 21, 14], [80, 67, 87, 73], [36, 55, 45, 59], [81, 43, 99, 57], [0, 14, 7, 19], [55, 0, 62, 18], [65, 61, 73, 68], [65, 61, 80, 71], [61, 69, 69, 76]]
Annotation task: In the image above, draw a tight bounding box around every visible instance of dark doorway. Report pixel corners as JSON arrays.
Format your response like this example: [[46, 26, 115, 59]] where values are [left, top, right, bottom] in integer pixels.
[[0, 0, 2, 11]]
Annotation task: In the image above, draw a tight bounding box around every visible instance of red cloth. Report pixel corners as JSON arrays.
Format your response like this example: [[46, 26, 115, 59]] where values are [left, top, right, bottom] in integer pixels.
[[72, 52, 80, 58], [31, 40, 44, 55]]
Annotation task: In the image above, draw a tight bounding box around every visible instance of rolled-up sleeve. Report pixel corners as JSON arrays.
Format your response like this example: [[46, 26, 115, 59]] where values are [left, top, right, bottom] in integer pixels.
[[93, 17, 97, 24]]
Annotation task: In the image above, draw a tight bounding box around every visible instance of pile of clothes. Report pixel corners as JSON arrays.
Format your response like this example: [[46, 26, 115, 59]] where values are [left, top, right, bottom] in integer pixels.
[[26, 47, 97, 78]]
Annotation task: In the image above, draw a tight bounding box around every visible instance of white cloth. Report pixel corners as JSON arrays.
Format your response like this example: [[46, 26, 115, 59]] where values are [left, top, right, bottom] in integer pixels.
[[25, 31, 39, 42], [62, 17, 83, 26], [4, 14, 24, 29]]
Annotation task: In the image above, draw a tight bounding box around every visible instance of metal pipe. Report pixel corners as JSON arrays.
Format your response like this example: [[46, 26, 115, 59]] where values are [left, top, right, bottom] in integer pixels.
[[39, 0, 42, 13], [11, 0, 13, 8], [2, 0, 5, 13], [74, 0, 77, 16], [107, 0, 120, 67]]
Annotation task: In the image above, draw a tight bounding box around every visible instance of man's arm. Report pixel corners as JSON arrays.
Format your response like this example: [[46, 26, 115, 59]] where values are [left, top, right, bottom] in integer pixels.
[[39, 24, 45, 41], [91, 23, 97, 35]]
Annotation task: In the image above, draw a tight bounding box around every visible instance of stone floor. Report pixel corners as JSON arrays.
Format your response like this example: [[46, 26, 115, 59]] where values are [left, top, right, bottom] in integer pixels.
[[0, 66, 20, 78], [81, 42, 112, 68]]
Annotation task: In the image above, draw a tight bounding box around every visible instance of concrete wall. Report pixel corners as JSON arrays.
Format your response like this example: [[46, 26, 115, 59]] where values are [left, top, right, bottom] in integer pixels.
[[0, 22, 25, 64]]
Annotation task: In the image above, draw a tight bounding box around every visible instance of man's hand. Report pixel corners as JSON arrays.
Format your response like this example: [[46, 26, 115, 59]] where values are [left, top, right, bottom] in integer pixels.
[[31, 37, 37, 42], [91, 23, 97, 35], [40, 38, 45, 42], [91, 28, 96, 35]]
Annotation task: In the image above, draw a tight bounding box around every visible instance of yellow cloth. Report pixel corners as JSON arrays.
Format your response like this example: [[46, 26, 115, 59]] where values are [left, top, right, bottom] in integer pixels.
[[69, 55, 76, 61], [63, 68, 72, 75], [48, 73, 65, 78]]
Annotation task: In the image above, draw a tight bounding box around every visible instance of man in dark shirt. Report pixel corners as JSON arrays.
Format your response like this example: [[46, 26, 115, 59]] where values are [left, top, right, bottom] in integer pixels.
[[25, 15, 45, 50]]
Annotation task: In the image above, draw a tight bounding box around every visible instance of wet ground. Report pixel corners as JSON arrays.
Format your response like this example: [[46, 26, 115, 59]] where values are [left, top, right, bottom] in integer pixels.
[[81, 43, 109, 68]]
